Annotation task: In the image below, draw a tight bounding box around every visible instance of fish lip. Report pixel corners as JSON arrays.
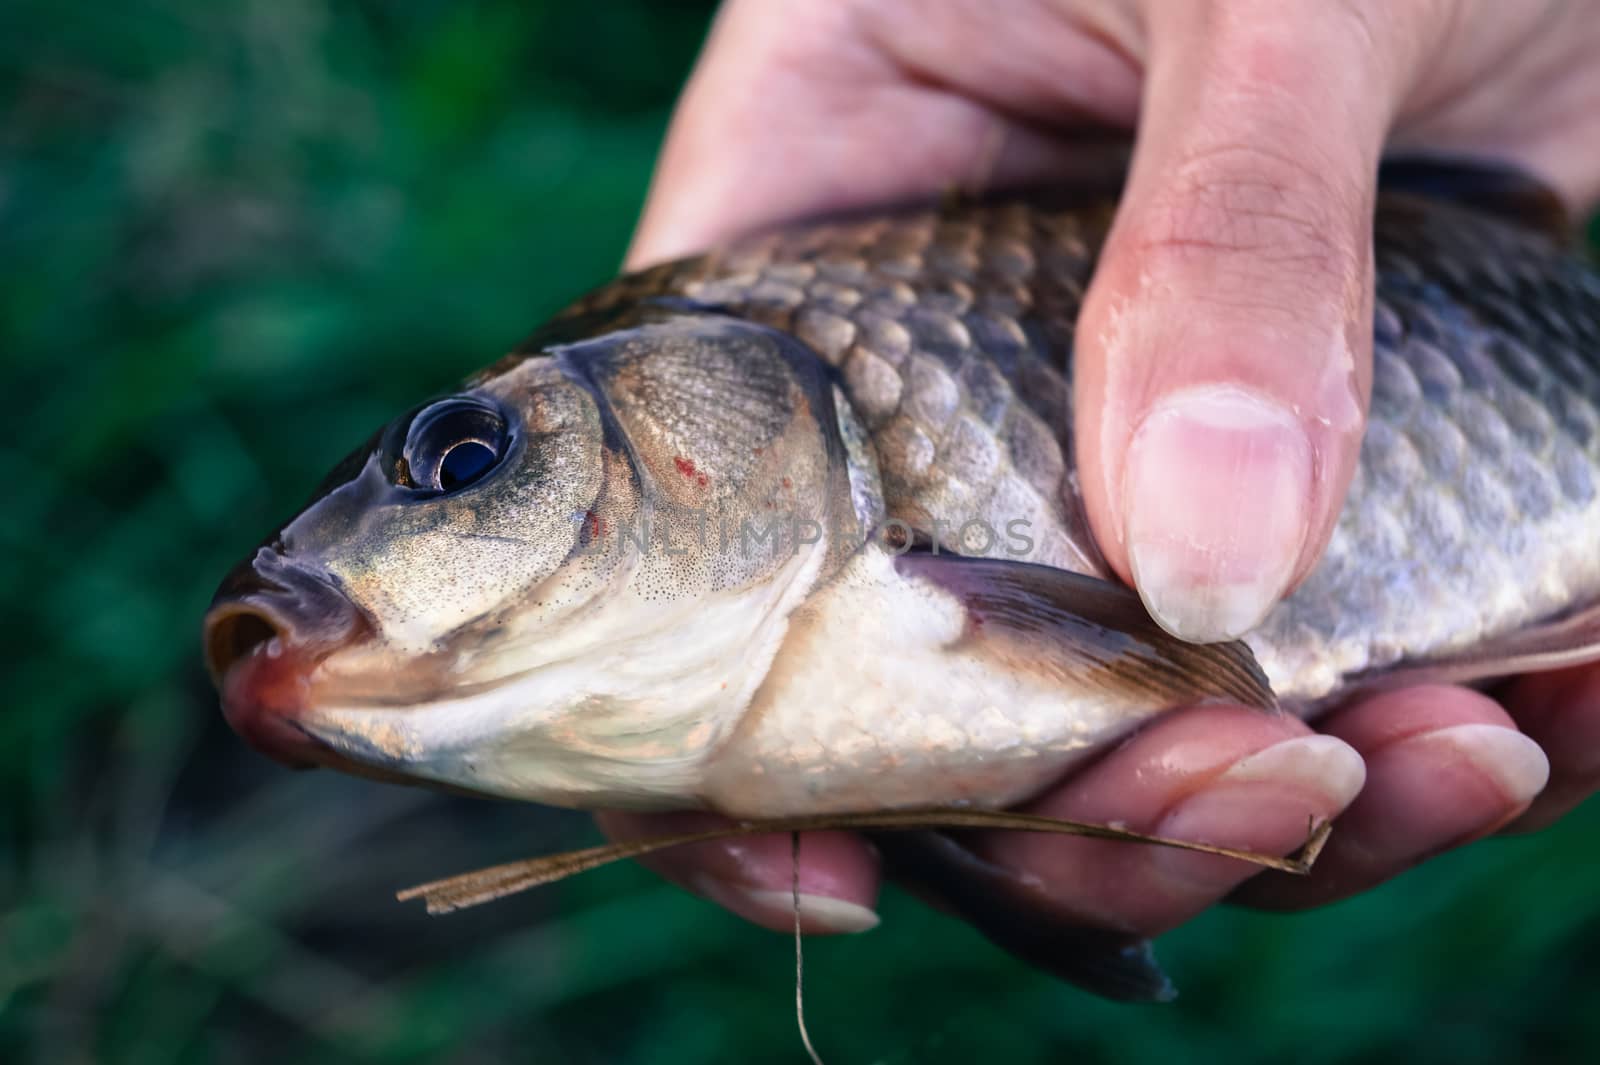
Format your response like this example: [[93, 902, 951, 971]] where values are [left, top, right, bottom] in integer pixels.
[[204, 548, 378, 768], [203, 548, 374, 684]]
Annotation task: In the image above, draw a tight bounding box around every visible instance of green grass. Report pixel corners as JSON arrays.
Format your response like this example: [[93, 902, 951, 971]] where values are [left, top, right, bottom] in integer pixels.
[[4, 3, 1599, 1063]]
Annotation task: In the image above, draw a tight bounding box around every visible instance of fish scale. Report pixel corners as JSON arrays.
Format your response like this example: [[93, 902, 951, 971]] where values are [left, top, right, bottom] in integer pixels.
[[576, 194, 1600, 704]]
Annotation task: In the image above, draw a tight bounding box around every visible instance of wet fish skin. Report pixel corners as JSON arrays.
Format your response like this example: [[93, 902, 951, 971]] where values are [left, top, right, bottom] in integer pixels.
[[203, 189, 1600, 819], [573, 193, 1600, 705]]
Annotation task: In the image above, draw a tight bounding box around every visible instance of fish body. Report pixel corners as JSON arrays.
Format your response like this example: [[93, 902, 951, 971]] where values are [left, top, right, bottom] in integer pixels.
[[204, 187, 1600, 820], [601, 194, 1600, 698]]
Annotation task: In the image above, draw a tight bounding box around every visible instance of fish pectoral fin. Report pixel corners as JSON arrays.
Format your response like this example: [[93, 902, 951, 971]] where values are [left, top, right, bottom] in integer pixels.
[[1343, 600, 1600, 698], [873, 829, 1176, 1002], [896, 552, 1276, 711]]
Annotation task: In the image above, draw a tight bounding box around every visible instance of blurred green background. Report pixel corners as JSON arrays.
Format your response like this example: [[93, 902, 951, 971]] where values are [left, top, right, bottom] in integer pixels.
[[4, 2, 1600, 1063]]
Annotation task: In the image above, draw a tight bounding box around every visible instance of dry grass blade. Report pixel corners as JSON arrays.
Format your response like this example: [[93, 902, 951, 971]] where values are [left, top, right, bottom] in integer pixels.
[[397, 810, 1334, 914]]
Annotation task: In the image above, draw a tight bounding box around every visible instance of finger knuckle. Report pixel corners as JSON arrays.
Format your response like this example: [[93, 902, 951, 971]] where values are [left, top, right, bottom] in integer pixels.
[[1129, 142, 1365, 293]]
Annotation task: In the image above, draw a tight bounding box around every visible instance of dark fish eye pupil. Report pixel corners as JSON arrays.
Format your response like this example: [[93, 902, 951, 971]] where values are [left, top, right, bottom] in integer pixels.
[[396, 396, 509, 494], [438, 440, 498, 490]]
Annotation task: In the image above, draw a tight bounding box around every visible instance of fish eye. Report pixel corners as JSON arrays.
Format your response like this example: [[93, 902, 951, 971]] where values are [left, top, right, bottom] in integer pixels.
[[401, 396, 509, 494], [438, 439, 497, 490]]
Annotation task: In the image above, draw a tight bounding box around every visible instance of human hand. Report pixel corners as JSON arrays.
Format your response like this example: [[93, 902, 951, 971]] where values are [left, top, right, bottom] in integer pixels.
[[601, 0, 1600, 945]]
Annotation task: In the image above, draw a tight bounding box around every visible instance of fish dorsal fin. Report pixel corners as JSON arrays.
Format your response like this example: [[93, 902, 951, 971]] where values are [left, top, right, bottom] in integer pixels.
[[1337, 600, 1600, 702], [1378, 156, 1571, 239], [895, 552, 1276, 711]]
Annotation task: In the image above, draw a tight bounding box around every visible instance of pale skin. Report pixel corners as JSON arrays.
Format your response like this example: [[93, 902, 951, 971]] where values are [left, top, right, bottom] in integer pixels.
[[600, 0, 1600, 939]]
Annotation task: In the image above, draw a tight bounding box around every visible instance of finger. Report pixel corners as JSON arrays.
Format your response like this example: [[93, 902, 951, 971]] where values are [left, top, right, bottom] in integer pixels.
[[626, 0, 1136, 266], [627, 0, 867, 265], [973, 705, 1365, 937], [1234, 685, 1549, 911], [593, 811, 881, 934], [1497, 663, 1600, 832], [1075, 0, 1418, 641]]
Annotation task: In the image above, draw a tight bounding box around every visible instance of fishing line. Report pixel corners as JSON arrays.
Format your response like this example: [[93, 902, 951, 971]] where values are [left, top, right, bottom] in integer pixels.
[[396, 815, 1329, 1060], [793, 830, 826, 1065]]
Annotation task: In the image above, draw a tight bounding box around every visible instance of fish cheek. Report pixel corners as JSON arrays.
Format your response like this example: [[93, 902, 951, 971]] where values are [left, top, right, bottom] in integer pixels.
[[323, 408, 607, 660]]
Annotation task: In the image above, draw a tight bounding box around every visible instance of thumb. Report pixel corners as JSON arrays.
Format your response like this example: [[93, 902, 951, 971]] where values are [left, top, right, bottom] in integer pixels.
[[1076, 1, 1408, 642]]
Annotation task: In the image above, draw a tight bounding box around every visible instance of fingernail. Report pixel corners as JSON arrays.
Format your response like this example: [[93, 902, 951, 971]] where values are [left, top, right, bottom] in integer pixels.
[[691, 875, 881, 934], [1153, 735, 1365, 893], [1499, 673, 1600, 832], [742, 890, 882, 934], [1215, 734, 1368, 801], [1406, 724, 1549, 807], [1124, 385, 1313, 641], [1339, 724, 1550, 862]]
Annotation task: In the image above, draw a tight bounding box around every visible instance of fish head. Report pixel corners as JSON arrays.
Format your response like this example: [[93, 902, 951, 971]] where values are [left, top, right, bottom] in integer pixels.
[[204, 311, 872, 808]]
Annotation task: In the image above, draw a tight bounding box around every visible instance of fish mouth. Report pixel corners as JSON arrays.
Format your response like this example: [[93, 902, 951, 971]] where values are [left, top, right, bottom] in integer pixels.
[[203, 548, 378, 771]]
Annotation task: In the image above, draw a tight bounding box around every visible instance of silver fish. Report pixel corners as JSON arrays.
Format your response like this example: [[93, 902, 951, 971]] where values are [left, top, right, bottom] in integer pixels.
[[204, 181, 1600, 824]]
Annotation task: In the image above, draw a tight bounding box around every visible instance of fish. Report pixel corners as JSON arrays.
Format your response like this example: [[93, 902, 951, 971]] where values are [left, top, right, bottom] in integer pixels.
[[203, 165, 1600, 998]]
